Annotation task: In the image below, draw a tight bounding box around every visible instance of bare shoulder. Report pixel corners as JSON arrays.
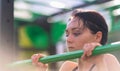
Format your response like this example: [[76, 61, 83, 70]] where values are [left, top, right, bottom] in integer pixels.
[[59, 61, 77, 71], [104, 53, 120, 63], [104, 53, 120, 71]]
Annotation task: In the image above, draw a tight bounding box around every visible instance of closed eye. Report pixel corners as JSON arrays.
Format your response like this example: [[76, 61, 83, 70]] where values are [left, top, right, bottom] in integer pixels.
[[73, 33, 81, 36]]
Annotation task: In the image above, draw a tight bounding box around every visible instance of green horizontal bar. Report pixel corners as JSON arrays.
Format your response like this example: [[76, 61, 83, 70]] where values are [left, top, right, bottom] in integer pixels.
[[8, 41, 120, 67]]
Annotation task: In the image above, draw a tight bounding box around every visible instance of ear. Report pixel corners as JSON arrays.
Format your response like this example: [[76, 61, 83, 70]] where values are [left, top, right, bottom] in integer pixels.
[[95, 31, 102, 43]]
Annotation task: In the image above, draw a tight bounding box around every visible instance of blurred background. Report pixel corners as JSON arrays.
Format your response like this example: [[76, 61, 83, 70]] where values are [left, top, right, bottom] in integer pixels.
[[0, 0, 120, 71]]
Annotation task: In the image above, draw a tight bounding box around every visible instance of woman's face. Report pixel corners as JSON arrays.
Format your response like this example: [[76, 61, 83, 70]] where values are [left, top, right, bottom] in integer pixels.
[[66, 17, 97, 51]]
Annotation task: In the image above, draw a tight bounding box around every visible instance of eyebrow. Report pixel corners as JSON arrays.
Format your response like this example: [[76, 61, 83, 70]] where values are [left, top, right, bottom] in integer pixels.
[[72, 27, 81, 31], [65, 27, 82, 32]]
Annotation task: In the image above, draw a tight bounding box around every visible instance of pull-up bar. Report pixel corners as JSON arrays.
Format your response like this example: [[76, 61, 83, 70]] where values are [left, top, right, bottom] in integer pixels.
[[8, 41, 120, 67]]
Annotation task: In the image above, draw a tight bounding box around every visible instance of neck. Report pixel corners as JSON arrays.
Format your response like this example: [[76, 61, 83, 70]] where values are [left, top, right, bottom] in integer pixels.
[[77, 57, 95, 71]]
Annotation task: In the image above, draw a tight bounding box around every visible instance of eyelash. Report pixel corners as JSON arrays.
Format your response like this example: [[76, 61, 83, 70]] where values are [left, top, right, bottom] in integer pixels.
[[73, 33, 81, 36], [66, 33, 81, 37]]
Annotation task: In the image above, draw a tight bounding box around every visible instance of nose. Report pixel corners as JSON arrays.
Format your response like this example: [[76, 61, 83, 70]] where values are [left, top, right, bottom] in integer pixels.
[[66, 35, 73, 43]]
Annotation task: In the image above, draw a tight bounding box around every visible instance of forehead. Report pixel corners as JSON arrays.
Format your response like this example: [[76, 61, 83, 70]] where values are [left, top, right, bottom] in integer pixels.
[[66, 17, 84, 30]]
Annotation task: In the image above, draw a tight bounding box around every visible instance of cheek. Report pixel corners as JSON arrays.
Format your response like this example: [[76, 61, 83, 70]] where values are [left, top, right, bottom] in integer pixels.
[[74, 37, 86, 49], [74, 35, 93, 49]]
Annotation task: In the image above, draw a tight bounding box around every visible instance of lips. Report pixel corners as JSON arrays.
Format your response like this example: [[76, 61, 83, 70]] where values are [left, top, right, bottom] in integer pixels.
[[68, 46, 74, 48], [68, 46, 74, 49], [68, 46, 75, 51]]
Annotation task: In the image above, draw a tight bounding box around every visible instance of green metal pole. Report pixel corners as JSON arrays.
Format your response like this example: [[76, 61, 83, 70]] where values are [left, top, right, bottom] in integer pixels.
[[8, 41, 120, 67]]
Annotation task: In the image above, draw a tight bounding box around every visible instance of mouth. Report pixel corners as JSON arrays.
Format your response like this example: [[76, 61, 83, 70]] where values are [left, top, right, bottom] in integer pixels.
[[68, 46, 75, 51], [68, 46, 74, 49]]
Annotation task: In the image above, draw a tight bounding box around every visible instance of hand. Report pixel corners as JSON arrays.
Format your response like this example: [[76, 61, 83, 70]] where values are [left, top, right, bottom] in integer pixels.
[[31, 53, 48, 71], [81, 42, 101, 60]]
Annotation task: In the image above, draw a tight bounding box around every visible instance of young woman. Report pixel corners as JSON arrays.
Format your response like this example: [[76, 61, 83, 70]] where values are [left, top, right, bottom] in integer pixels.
[[31, 9, 120, 71]]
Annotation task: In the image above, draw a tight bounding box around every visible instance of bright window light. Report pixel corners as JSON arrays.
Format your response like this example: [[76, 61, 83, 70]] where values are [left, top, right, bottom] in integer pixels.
[[14, 10, 32, 20], [14, 1, 30, 10], [50, 1, 65, 8], [113, 8, 120, 16]]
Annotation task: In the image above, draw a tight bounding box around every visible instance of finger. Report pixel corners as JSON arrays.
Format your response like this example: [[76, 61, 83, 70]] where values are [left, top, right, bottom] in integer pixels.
[[81, 44, 88, 60], [33, 54, 46, 65], [37, 62, 48, 67], [81, 54, 85, 60], [36, 63, 48, 71], [81, 53, 88, 60], [31, 54, 38, 60], [87, 51, 92, 57], [31, 54, 42, 65], [31, 54, 38, 65], [37, 62, 44, 67], [83, 44, 89, 55], [36, 54, 46, 63], [86, 44, 93, 56]]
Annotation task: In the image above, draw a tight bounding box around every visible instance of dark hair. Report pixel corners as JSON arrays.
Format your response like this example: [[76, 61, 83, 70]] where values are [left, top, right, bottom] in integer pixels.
[[69, 9, 108, 45]]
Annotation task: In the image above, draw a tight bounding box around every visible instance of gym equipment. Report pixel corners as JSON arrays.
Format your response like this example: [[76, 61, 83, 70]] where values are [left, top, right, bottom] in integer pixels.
[[8, 41, 120, 67]]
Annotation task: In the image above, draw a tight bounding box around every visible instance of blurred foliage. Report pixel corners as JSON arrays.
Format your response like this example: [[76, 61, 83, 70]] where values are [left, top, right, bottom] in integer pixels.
[[18, 21, 66, 50], [18, 26, 33, 48], [51, 21, 66, 44], [25, 25, 49, 50]]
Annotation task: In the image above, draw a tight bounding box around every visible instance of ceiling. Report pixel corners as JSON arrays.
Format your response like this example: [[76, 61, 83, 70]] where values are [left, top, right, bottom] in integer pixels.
[[14, 0, 118, 21]]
